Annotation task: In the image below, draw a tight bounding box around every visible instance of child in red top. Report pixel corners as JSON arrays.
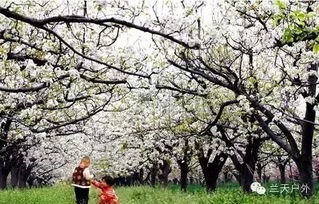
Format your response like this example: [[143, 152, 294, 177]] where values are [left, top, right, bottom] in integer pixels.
[[91, 176, 120, 204]]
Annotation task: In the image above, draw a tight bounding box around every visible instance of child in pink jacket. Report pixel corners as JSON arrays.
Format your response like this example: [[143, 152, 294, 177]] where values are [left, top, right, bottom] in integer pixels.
[[91, 176, 120, 204]]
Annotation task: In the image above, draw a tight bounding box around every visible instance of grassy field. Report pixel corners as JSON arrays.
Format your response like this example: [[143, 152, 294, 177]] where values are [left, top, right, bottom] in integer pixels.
[[0, 184, 318, 204]]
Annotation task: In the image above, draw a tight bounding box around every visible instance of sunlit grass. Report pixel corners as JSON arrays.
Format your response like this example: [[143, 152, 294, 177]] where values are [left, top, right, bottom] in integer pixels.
[[0, 184, 318, 204]]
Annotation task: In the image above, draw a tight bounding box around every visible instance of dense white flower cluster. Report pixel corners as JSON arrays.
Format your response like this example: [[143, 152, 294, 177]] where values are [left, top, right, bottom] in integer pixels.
[[0, 0, 317, 189]]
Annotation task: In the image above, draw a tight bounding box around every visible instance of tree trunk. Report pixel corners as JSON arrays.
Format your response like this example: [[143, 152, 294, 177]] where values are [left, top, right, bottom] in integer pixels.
[[240, 164, 254, 193], [10, 155, 21, 188], [218, 126, 262, 193], [27, 175, 35, 187], [0, 158, 10, 189], [138, 168, 144, 185], [177, 139, 192, 192], [297, 61, 317, 197], [293, 63, 317, 197], [205, 170, 219, 191], [18, 163, 32, 188], [159, 160, 171, 188], [297, 100, 315, 196], [150, 163, 158, 187], [179, 161, 188, 192], [0, 170, 9, 189], [278, 163, 286, 184], [256, 163, 262, 182], [296, 156, 313, 197], [18, 164, 27, 188], [0, 118, 12, 189], [232, 139, 260, 193], [10, 165, 19, 188], [198, 149, 227, 192]]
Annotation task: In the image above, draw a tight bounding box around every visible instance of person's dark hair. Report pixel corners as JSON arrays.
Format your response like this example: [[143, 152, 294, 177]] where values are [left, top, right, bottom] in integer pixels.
[[102, 176, 115, 186]]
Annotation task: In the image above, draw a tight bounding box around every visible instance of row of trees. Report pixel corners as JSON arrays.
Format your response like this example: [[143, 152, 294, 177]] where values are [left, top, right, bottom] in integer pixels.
[[0, 0, 318, 198]]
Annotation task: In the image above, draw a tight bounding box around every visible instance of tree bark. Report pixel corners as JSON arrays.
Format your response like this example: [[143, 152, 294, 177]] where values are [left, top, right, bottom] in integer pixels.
[[10, 165, 19, 188], [256, 163, 262, 182], [150, 163, 158, 187], [197, 146, 227, 192], [158, 160, 171, 188], [240, 164, 254, 193], [278, 163, 286, 184], [235, 138, 261, 193], [219, 126, 262, 193], [0, 159, 10, 189], [295, 62, 318, 197], [138, 168, 144, 185], [0, 170, 9, 189], [177, 139, 192, 192], [296, 157, 313, 197], [204, 165, 223, 192], [18, 163, 29, 188], [179, 161, 188, 192]]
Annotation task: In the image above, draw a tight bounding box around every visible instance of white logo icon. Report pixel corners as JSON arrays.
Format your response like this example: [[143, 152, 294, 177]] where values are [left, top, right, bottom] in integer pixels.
[[256, 186, 266, 195], [250, 182, 266, 195]]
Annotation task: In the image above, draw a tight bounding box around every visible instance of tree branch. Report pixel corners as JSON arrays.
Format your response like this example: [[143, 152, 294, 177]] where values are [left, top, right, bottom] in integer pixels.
[[0, 83, 48, 93]]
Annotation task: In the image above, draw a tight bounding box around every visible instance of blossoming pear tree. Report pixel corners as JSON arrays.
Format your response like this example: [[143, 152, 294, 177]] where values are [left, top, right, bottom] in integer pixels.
[[137, 0, 318, 197], [0, 0, 318, 198], [0, 0, 152, 188]]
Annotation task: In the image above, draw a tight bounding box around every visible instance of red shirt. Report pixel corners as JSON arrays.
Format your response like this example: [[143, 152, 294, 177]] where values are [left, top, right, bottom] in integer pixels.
[[92, 181, 120, 204]]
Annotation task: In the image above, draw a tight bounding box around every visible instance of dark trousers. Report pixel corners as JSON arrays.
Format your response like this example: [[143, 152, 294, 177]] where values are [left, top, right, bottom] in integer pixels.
[[74, 187, 89, 204]]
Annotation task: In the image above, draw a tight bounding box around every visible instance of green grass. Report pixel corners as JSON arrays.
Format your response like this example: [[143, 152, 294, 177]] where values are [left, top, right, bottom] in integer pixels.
[[0, 184, 318, 204]]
